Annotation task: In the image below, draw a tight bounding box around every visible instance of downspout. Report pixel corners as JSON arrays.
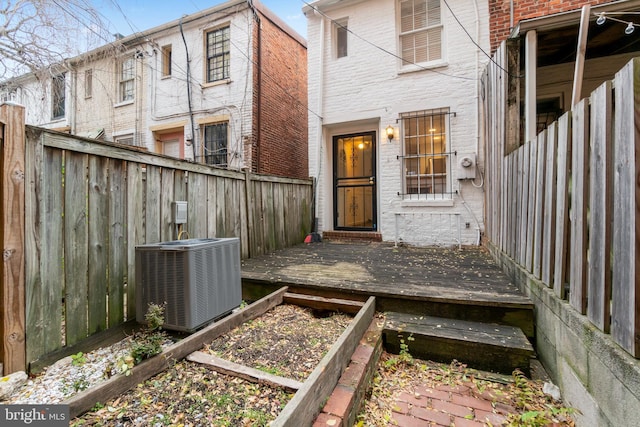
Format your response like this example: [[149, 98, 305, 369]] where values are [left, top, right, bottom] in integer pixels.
[[179, 16, 197, 161], [473, 0, 480, 157], [314, 10, 325, 233], [70, 65, 76, 134], [510, 0, 514, 30], [247, 1, 262, 172], [245, 1, 263, 172]]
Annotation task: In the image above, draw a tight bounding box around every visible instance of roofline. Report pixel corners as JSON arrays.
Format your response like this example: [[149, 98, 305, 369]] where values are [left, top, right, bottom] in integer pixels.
[[511, 0, 640, 36], [302, 0, 368, 15], [253, 0, 306, 47]]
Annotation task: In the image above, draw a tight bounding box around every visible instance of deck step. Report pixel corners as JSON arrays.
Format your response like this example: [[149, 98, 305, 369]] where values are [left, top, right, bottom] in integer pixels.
[[383, 312, 535, 375]]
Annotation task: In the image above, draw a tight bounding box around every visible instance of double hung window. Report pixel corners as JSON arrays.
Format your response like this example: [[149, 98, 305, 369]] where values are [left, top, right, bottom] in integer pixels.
[[399, 0, 442, 66], [206, 26, 230, 83]]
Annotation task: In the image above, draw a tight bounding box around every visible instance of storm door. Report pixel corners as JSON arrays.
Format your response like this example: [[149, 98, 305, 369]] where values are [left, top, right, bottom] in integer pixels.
[[333, 132, 377, 231]]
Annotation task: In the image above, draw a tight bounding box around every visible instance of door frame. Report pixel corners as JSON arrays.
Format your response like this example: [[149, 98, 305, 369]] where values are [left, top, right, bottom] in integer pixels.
[[332, 131, 378, 231]]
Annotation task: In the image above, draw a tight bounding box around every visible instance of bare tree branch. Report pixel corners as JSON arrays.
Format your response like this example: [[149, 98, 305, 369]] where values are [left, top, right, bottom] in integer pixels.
[[0, 0, 110, 80]]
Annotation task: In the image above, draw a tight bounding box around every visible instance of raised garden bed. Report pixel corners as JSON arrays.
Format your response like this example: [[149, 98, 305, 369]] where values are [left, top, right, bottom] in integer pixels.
[[59, 287, 374, 426]]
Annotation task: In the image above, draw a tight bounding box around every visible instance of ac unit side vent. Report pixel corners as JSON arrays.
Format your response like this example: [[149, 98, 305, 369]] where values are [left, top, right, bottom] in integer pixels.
[[135, 238, 241, 332]]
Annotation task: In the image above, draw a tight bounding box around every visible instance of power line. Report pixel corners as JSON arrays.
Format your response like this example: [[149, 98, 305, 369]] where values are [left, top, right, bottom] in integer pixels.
[[441, 0, 523, 79]]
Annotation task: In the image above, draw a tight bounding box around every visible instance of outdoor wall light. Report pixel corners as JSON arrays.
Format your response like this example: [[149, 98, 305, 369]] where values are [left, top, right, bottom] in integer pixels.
[[596, 12, 606, 25], [386, 125, 395, 142]]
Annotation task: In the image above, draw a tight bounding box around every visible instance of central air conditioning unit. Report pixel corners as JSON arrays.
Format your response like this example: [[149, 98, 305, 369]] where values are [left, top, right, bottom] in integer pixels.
[[135, 237, 241, 332]]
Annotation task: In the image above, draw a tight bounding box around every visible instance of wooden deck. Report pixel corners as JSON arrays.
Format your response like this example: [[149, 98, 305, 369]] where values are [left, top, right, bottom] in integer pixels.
[[241, 242, 535, 336]]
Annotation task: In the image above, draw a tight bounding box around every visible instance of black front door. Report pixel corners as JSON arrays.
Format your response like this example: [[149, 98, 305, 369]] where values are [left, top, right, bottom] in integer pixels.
[[333, 132, 377, 231]]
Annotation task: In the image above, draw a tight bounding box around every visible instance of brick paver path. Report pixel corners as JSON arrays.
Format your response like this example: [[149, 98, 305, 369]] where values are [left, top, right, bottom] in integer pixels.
[[389, 383, 515, 426]]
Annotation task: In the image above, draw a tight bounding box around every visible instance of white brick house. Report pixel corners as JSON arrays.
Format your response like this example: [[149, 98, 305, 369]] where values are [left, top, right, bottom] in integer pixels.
[[304, 0, 489, 246]]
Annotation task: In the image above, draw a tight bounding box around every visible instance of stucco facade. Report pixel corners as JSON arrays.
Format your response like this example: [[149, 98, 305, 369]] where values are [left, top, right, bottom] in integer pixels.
[[305, 0, 489, 246], [1, 0, 308, 179]]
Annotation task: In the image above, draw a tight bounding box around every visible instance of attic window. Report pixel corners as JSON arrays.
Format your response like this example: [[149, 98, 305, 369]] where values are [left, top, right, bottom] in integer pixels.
[[162, 45, 172, 77], [335, 19, 348, 58]]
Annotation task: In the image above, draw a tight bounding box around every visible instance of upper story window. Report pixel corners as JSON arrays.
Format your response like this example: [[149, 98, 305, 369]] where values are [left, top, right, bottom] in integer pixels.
[[399, 0, 442, 66], [201, 122, 228, 167], [206, 26, 230, 83], [335, 19, 348, 58], [84, 69, 93, 98], [52, 74, 66, 119], [119, 57, 135, 102], [162, 45, 172, 77], [400, 108, 452, 198]]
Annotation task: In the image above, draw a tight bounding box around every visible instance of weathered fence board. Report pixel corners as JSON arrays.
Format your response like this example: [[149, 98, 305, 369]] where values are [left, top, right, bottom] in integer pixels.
[[612, 59, 640, 357], [525, 140, 537, 272], [553, 113, 571, 299], [108, 160, 127, 328], [532, 131, 546, 279], [1, 105, 26, 374], [88, 156, 109, 334], [64, 151, 90, 346], [569, 99, 589, 314], [587, 81, 613, 332], [541, 122, 557, 286]]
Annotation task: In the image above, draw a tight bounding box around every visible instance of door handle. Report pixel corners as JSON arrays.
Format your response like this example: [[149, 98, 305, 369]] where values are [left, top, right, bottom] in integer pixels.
[[369, 176, 375, 185]]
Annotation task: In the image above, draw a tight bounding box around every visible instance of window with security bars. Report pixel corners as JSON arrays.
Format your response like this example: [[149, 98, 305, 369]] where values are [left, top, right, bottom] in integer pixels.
[[201, 122, 228, 167], [119, 57, 134, 102], [399, 0, 442, 66], [400, 109, 453, 198], [52, 74, 66, 119], [206, 26, 230, 83]]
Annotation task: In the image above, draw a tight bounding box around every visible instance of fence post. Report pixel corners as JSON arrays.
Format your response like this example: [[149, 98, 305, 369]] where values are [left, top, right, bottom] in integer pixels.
[[0, 104, 27, 374], [612, 58, 640, 357]]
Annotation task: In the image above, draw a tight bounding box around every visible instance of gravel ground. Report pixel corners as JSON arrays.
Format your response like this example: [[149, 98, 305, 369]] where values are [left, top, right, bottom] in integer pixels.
[[3, 339, 135, 405]]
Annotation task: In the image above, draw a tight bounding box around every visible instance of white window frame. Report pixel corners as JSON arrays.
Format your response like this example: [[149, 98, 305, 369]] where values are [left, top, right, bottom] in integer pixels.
[[400, 108, 453, 200], [205, 25, 230, 83], [161, 45, 172, 77], [84, 69, 93, 98], [334, 19, 348, 59], [119, 57, 135, 102], [51, 73, 66, 120], [398, 0, 444, 68]]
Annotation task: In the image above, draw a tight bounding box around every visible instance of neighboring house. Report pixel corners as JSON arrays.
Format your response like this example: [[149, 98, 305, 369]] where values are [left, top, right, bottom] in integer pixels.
[[0, 0, 308, 179], [304, 0, 489, 246], [489, 0, 640, 150]]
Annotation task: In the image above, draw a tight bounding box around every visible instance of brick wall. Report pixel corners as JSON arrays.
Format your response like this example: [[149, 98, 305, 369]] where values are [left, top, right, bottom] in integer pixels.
[[490, 0, 613, 51], [252, 13, 308, 179]]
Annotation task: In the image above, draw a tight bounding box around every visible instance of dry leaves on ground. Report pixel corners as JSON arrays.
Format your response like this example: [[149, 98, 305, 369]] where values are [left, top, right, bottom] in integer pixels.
[[358, 352, 576, 427], [205, 304, 353, 381]]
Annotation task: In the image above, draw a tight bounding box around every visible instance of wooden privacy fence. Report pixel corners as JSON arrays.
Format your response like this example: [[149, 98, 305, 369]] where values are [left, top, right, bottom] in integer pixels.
[[483, 50, 640, 358], [0, 104, 313, 374]]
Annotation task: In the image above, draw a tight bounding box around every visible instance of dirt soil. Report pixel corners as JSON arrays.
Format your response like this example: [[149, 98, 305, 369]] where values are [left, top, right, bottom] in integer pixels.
[[72, 304, 352, 426]]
